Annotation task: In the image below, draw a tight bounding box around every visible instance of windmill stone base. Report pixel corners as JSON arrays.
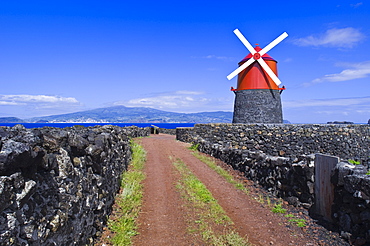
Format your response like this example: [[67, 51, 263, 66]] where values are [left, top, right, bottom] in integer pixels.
[[233, 89, 283, 123]]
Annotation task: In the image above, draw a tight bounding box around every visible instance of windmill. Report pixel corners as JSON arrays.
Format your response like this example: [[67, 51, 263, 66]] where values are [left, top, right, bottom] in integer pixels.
[[227, 29, 288, 123]]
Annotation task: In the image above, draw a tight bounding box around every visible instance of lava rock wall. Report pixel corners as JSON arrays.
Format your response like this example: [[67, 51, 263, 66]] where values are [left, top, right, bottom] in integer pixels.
[[157, 128, 176, 135], [177, 123, 369, 166], [331, 163, 370, 244], [177, 123, 370, 243], [0, 125, 149, 245], [187, 137, 316, 208]]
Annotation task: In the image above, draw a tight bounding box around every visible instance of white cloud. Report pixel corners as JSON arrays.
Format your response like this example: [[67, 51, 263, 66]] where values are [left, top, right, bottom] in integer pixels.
[[114, 91, 233, 113], [283, 96, 370, 123], [0, 95, 79, 105], [315, 110, 350, 116], [283, 96, 370, 108], [308, 61, 370, 85], [204, 55, 230, 60], [192, 55, 235, 62], [351, 2, 363, 8], [293, 27, 365, 48], [0, 101, 23, 106], [175, 90, 203, 95], [0, 94, 82, 118]]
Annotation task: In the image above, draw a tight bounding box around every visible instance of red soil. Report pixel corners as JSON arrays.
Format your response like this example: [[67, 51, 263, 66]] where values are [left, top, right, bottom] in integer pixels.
[[132, 134, 347, 246]]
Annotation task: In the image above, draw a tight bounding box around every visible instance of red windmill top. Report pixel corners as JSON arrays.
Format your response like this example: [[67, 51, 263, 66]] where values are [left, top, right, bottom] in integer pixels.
[[232, 45, 283, 91], [238, 46, 275, 65]]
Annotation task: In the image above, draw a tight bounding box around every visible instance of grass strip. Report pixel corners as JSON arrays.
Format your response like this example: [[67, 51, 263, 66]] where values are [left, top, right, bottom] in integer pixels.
[[108, 139, 146, 246], [191, 149, 307, 229], [272, 203, 286, 214], [172, 157, 250, 246], [191, 151, 248, 194], [285, 214, 307, 227]]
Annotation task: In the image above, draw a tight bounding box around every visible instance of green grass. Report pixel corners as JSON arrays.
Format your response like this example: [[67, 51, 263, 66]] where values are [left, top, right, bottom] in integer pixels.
[[191, 151, 249, 194], [271, 203, 286, 214], [284, 214, 307, 227], [256, 194, 264, 204], [172, 157, 250, 246], [348, 159, 361, 165], [173, 158, 230, 222], [285, 214, 307, 227], [188, 143, 200, 151], [257, 195, 272, 207], [284, 213, 294, 218], [191, 148, 308, 231], [108, 140, 146, 246], [366, 170, 370, 175]]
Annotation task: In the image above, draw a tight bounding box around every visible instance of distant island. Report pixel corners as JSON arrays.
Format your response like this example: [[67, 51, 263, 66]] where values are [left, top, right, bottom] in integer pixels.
[[0, 106, 234, 124], [2, 107, 365, 124], [0, 117, 26, 123], [327, 121, 354, 124], [0, 106, 298, 124]]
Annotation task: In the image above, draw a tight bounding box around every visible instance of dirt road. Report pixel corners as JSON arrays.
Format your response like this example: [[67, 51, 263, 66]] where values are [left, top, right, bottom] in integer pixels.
[[132, 134, 347, 246]]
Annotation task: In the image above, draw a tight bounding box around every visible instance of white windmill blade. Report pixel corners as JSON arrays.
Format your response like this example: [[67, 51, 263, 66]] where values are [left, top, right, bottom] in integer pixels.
[[257, 59, 282, 85], [233, 29, 256, 55], [227, 58, 255, 80], [259, 32, 288, 56]]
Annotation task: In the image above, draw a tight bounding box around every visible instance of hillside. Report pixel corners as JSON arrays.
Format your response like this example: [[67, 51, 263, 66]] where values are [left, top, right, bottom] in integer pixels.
[[26, 106, 233, 123], [0, 117, 26, 123]]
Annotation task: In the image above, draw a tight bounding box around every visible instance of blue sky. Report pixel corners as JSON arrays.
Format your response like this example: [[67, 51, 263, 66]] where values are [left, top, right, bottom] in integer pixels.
[[0, 1, 369, 123]]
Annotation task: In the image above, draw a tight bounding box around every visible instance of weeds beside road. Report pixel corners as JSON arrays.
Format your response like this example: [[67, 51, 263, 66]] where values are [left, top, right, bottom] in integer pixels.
[[172, 157, 250, 245], [102, 140, 146, 245], [99, 134, 348, 246]]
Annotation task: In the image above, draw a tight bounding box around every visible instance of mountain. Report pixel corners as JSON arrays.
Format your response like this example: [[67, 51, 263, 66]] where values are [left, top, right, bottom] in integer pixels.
[[26, 106, 233, 123], [0, 117, 26, 123]]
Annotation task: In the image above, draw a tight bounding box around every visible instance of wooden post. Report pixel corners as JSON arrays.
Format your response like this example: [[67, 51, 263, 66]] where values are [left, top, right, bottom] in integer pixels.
[[314, 153, 339, 222], [151, 125, 158, 134]]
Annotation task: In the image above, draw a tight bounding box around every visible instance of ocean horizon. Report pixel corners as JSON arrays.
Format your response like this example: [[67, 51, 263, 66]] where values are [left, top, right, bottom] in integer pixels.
[[0, 123, 196, 129], [1, 122, 368, 130]]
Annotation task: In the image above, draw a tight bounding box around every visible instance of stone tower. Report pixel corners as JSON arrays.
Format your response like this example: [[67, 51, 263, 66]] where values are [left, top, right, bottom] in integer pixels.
[[231, 46, 284, 123]]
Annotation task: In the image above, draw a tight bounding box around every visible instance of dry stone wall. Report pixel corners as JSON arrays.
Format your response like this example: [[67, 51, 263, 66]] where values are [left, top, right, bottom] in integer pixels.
[[156, 127, 176, 135], [331, 163, 370, 244], [177, 123, 370, 244], [178, 123, 369, 166], [0, 124, 149, 245]]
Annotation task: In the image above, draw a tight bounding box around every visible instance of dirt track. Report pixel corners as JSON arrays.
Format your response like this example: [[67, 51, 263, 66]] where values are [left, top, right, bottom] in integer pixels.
[[131, 134, 351, 246]]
